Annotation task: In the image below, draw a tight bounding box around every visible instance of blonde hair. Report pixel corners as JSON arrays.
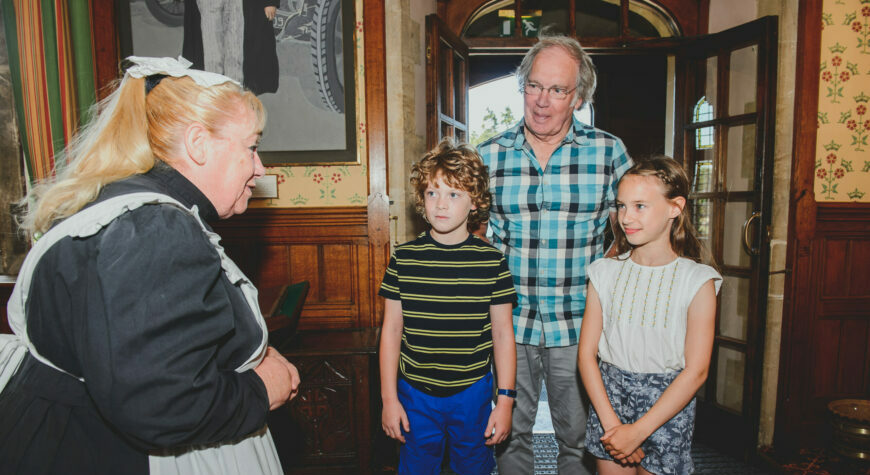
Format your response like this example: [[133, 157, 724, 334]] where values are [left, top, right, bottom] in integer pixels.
[[410, 137, 491, 231], [20, 74, 265, 235]]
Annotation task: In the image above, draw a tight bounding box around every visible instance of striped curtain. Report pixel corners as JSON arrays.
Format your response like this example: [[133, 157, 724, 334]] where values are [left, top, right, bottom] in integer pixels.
[[1, 0, 97, 183]]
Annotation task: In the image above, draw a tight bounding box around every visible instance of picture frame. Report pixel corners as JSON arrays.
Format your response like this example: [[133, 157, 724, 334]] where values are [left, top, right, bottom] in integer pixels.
[[117, 0, 358, 166]]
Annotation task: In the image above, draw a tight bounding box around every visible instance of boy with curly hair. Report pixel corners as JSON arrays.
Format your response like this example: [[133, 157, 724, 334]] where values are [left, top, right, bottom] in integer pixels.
[[378, 138, 518, 475]]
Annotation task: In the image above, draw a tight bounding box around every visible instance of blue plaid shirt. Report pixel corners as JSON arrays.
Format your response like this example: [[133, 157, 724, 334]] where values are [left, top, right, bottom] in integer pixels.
[[478, 118, 633, 347]]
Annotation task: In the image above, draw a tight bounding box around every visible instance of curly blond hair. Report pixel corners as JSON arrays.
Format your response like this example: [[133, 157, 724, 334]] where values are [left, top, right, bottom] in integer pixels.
[[410, 138, 491, 231]]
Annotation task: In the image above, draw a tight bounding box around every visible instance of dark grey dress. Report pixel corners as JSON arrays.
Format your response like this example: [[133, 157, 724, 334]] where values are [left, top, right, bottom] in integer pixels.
[[0, 165, 272, 474]]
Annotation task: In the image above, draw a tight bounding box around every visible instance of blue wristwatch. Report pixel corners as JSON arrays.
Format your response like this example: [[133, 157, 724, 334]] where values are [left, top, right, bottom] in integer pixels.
[[497, 388, 517, 398]]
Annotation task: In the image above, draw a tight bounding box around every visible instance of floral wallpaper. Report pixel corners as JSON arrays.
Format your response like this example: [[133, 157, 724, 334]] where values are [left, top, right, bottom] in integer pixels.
[[251, 0, 368, 208], [816, 0, 870, 201]]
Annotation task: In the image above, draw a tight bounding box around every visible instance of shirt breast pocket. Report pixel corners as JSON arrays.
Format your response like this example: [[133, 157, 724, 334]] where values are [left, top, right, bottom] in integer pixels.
[[550, 176, 607, 220]]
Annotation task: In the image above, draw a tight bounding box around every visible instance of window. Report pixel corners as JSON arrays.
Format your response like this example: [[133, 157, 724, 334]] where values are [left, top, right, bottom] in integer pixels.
[[694, 97, 714, 150]]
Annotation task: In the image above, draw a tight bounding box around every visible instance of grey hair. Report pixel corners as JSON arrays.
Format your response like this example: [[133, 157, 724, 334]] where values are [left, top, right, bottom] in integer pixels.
[[516, 35, 597, 105]]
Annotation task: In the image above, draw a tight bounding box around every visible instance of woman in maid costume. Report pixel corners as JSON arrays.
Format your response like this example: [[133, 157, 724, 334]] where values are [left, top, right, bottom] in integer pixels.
[[0, 56, 300, 475]]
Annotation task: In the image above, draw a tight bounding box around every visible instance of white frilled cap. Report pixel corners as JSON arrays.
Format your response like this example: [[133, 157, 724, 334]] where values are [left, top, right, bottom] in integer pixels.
[[125, 56, 241, 87]]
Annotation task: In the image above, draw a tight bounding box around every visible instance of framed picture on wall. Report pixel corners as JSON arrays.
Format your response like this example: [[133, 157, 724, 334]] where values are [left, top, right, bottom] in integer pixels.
[[117, 0, 357, 165]]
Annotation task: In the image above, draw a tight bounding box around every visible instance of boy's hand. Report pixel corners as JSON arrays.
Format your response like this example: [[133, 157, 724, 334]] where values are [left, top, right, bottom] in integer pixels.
[[382, 398, 410, 443], [484, 398, 513, 446]]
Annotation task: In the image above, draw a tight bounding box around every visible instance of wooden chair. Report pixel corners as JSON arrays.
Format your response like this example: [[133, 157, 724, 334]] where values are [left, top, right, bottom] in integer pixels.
[[265, 281, 309, 350]]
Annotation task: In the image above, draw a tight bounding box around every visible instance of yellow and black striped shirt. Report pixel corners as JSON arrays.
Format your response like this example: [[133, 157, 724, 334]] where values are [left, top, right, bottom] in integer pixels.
[[379, 231, 516, 396]]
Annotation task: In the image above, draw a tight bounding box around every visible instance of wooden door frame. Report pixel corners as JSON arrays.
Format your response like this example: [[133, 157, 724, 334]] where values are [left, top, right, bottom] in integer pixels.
[[775, 0, 820, 451], [672, 16, 779, 459]]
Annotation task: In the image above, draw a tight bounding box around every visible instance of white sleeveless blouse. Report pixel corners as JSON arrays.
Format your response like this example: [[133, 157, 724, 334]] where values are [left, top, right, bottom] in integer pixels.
[[587, 253, 722, 374]]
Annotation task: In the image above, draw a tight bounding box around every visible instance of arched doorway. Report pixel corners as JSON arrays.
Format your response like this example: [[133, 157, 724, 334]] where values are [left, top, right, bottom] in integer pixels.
[[427, 0, 778, 461]]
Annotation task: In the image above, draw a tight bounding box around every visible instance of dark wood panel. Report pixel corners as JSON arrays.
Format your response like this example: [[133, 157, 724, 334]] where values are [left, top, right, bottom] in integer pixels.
[[268, 329, 383, 475], [322, 244, 355, 303], [837, 321, 869, 395], [850, 240, 870, 293], [818, 297, 870, 319], [821, 239, 849, 297], [213, 207, 376, 330], [810, 319, 840, 399]]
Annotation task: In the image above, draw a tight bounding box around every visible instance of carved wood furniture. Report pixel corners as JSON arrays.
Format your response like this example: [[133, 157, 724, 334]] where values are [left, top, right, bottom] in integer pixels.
[[268, 328, 391, 475]]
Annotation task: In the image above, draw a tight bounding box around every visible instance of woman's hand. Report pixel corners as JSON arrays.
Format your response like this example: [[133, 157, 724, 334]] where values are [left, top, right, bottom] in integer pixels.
[[254, 347, 301, 410], [264, 6, 277, 20], [381, 398, 410, 443], [601, 423, 647, 463]]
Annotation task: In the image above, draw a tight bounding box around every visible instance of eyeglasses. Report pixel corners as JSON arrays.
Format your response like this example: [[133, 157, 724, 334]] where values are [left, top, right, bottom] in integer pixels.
[[522, 82, 577, 100]]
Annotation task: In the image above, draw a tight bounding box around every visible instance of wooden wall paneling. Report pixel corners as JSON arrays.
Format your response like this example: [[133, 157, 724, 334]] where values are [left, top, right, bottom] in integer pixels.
[[851, 240, 870, 288], [821, 239, 849, 298], [777, 203, 870, 450], [289, 245, 320, 300], [837, 320, 868, 395], [214, 207, 373, 330], [322, 244, 355, 303]]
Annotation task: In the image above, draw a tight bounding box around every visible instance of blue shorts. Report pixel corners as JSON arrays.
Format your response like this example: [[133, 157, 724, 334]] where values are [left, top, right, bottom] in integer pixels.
[[585, 362, 696, 475], [397, 373, 495, 475]]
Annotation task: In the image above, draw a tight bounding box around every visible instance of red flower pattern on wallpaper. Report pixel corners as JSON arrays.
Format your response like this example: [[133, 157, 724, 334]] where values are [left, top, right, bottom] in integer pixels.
[[816, 1, 869, 202]]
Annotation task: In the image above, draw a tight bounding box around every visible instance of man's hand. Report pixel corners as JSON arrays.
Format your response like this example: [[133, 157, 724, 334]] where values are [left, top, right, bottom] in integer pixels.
[[484, 398, 513, 446], [381, 398, 410, 443]]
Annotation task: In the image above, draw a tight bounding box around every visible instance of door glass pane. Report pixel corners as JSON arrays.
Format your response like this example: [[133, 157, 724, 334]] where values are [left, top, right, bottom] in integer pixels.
[[715, 347, 744, 412], [463, 1, 514, 38], [453, 53, 466, 123], [722, 201, 753, 267], [725, 125, 756, 192], [627, 7, 663, 37], [441, 123, 452, 141], [690, 198, 713, 253], [575, 0, 619, 37], [440, 42, 452, 116], [729, 45, 757, 115], [523, 0, 568, 36], [703, 56, 717, 116], [690, 149, 715, 193], [719, 276, 749, 340]]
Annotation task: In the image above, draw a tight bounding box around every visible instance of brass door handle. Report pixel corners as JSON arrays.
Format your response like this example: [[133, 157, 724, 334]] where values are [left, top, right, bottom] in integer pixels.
[[742, 211, 761, 256]]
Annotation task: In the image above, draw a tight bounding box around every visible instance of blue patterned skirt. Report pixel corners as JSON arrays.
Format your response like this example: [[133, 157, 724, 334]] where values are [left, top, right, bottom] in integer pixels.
[[585, 361, 696, 475]]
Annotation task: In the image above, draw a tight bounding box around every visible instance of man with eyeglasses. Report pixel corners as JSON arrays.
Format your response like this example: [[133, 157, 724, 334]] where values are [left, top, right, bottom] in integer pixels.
[[477, 35, 633, 475]]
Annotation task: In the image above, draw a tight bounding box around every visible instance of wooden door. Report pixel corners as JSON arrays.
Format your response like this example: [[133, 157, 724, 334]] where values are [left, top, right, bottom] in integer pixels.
[[426, 14, 470, 147], [674, 17, 778, 459]]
